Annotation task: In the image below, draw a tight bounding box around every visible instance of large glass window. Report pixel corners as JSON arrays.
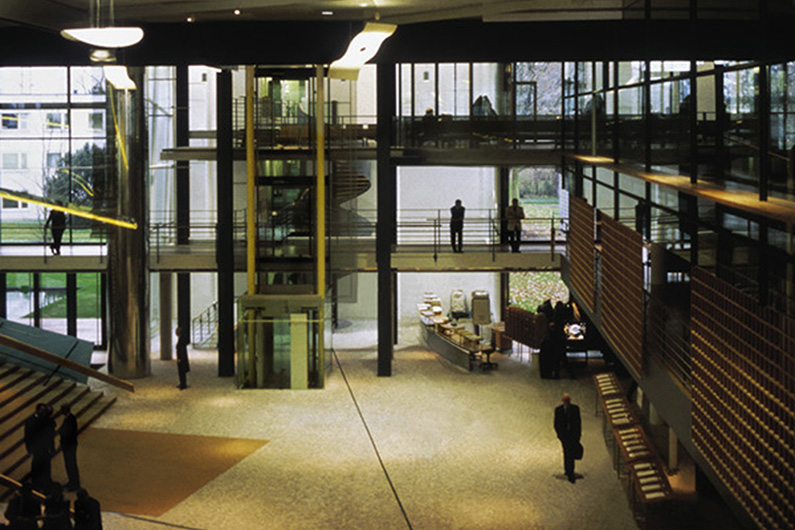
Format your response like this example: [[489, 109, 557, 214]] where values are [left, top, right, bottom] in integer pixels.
[[0, 66, 107, 245]]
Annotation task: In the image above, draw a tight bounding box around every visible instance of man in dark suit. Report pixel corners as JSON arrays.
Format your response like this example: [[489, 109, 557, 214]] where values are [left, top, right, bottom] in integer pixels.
[[58, 403, 80, 491], [24, 403, 56, 490], [554, 393, 582, 483], [450, 199, 465, 253], [176, 327, 190, 390]]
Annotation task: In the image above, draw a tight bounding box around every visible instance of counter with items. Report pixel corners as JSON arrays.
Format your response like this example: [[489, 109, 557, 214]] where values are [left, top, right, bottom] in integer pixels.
[[419, 292, 486, 371]]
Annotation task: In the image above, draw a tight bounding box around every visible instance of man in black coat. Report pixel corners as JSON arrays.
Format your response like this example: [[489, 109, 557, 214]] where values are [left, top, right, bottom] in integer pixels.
[[58, 404, 80, 491], [449, 199, 465, 253], [24, 403, 56, 490], [554, 393, 582, 483], [176, 327, 190, 390], [44, 209, 67, 255]]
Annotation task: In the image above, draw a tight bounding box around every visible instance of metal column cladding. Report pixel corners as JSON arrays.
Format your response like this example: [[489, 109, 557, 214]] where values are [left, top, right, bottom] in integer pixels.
[[216, 69, 235, 377], [108, 67, 150, 379], [377, 63, 396, 377]]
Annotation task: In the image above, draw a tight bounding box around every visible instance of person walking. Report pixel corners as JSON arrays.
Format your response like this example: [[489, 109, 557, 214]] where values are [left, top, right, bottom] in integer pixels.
[[450, 199, 465, 253], [505, 198, 525, 253], [176, 327, 190, 390], [57, 404, 80, 491], [44, 208, 67, 255], [554, 393, 582, 483]]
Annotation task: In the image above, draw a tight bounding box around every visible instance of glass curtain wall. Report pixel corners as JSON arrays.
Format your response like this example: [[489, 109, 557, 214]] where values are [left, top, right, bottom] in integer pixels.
[[397, 62, 562, 148], [0, 66, 109, 346], [0, 66, 107, 245]]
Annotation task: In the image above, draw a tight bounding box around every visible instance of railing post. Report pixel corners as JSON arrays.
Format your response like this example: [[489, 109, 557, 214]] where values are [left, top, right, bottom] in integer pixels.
[[434, 209, 439, 263], [551, 216, 556, 258], [491, 210, 496, 262]]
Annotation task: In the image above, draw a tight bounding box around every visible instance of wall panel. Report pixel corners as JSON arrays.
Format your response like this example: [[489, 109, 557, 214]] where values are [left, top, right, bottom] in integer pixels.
[[569, 196, 595, 311], [600, 214, 644, 378], [691, 267, 795, 530]]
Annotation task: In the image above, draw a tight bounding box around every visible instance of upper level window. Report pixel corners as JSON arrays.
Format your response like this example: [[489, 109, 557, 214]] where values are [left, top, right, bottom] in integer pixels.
[[46, 112, 68, 129], [2, 113, 18, 129], [2, 152, 27, 169], [89, 111, 104, 130]]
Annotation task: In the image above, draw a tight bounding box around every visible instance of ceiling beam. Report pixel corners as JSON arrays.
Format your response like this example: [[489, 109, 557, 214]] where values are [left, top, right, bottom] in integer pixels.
[[0, 0, 83, 30]]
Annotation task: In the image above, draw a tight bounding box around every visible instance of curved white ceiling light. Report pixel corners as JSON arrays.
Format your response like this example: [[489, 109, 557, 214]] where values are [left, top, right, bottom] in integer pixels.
[[329, 22, 397, 81], [61, 0, 144, 49], [61, 26, 144, 48]]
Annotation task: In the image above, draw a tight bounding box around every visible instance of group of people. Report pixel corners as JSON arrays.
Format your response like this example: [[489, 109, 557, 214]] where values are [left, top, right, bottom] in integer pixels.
[[448, 198, 526, 253], [24, 404, 79, 493], [538, 300, 576, 380], [4, 483, 102, 530], [7, 402, 102, 528]]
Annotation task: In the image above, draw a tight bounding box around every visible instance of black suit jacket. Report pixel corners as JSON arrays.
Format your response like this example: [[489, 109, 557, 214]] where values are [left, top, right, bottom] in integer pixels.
[[58, 413, 78, 448], [554, 403, 581, 442]]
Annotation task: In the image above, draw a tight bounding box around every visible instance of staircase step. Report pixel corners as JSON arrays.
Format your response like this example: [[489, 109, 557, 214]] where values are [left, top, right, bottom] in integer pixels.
[[0, 379, 68, 427], [0, 363, 21, 380], [0, 372, 51, 409], [0, 367, 33, 393]]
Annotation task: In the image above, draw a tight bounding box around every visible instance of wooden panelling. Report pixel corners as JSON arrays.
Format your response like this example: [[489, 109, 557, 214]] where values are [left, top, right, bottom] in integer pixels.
[[691, 267, 795, 530], [600, 215, 644, 378], [569, 196, 595, 311]]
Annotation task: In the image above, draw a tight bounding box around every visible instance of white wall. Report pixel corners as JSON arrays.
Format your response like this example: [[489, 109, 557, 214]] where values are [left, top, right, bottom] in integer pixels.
[[397, 272, 500, 330]]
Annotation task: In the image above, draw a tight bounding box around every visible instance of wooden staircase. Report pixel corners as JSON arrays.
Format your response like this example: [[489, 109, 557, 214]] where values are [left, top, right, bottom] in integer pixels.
[[0, 360, 116, 498]]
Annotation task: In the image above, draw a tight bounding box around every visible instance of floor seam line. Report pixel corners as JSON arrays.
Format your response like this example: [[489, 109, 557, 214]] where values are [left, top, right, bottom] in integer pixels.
[[332, 349, 414, 530]]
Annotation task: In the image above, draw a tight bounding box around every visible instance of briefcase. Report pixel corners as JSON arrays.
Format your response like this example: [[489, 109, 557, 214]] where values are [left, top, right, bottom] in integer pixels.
[[574, 441, 584, 460]]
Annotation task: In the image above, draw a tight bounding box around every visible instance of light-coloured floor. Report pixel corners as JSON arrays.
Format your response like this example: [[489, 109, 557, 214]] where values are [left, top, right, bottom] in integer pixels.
[[29, 321, 641, 530]]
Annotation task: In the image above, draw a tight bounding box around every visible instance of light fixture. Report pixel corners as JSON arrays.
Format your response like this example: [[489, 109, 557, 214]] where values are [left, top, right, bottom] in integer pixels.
[[62, 27, 143, 48], [61, 0, 144, 49], [234, 9, 241, 15], [89, 48, 115, 63], [187, 16, 195, 23], [322, 10, 334, 16], [328, 22, 397, 81], [103, 65, 136, 90], [0, 188, 138, 230]]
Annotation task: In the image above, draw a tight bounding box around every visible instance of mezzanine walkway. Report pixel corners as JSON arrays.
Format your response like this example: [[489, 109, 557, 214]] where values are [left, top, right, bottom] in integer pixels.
[[0, 241, 563, 273]]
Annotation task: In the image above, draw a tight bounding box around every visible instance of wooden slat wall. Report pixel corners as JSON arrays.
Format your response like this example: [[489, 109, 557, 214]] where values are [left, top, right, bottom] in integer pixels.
[[569, 196, 595, 312], [600, 214, 644, 378], [690, 267, 795, 530]]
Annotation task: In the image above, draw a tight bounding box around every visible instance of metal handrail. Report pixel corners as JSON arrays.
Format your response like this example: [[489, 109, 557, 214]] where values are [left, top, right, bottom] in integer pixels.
[[0, 332, 134, 392], [191, 300, 219, 349]]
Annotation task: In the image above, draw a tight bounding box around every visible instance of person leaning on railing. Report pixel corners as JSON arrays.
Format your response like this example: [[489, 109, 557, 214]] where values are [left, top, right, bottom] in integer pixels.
[[505, 198, 525, 253]]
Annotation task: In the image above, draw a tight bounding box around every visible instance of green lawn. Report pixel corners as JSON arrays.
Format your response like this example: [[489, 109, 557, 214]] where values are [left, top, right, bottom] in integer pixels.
[[509, 271, 569, 312], [7, 272, 102, 318], [1, 222, 105, 243]]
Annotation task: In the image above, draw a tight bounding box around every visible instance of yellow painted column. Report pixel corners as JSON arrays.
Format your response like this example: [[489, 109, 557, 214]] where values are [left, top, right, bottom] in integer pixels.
[[315, 65, 326, 387], [245, 66, 257, 387]]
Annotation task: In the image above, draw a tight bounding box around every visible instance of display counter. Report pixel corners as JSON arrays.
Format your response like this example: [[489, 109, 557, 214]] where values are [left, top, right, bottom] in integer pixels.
[[419, 295, 484, 371]]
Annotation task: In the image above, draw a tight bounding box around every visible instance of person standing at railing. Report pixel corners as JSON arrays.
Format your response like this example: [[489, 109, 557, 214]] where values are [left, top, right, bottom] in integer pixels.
[[450, 199, 465, 253], [175, 327, 190, 390], [44, 208, 67, 256], [505, 198, 525, 253]]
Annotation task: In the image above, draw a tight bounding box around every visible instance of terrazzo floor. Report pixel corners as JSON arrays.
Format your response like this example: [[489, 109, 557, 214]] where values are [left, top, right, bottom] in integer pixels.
[[16, 321, 643, 530]]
